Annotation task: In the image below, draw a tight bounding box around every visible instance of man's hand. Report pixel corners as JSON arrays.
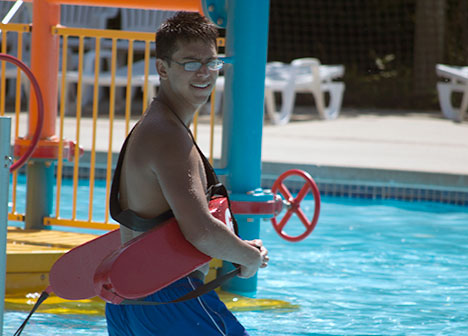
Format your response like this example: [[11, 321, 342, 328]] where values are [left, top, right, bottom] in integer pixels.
[[238, 239, 269, 278]]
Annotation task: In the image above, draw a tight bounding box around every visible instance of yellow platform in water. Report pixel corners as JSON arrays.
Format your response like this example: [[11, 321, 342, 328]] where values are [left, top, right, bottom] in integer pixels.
[[6, 227, 298, 314], [6, 227, 98, 295], [5, 291, 298, 315]]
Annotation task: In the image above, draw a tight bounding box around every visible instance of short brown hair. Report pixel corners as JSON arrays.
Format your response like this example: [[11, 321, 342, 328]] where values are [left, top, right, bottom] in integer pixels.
[[155, 12, 218, 61]]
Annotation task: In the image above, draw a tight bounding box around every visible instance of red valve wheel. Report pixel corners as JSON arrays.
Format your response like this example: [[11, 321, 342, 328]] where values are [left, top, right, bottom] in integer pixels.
[[0, 53, 44, 172], [270, 169, 321, 242]]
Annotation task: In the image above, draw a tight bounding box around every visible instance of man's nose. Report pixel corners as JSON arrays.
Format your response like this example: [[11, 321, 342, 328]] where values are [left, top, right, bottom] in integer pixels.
[[196, 63, 210, 76]]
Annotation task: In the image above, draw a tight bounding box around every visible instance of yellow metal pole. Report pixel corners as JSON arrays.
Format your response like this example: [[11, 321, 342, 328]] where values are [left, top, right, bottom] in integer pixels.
[[193, 109, 199, 140], [55, 35, 69, 219], [10, 32, 24, 215], [142, 41, 151, 113], [0, 30, 7, 117], [209, 88, 216, 164], [72, 36, 85, 220], [105, 38, 117, 223], [88, 37, 102, 222], [125, 40, 134, 135]]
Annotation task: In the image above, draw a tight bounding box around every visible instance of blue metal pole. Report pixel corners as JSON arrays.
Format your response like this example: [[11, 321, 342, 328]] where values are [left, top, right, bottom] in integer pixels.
[[219, 0, 270, 296], [0, 116, 12, 335]]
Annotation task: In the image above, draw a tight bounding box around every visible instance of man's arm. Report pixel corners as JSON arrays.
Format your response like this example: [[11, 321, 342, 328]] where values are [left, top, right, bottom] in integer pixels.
[[145, 121, 267, 278]]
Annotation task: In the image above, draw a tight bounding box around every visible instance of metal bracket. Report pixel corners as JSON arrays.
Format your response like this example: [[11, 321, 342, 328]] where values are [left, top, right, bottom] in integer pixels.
[[202, 0, 227, 28], [3, 156, 12, 169]]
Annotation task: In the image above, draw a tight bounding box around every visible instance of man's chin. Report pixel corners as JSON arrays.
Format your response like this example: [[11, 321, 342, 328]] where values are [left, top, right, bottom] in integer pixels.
[[192, 93, 213, 106]]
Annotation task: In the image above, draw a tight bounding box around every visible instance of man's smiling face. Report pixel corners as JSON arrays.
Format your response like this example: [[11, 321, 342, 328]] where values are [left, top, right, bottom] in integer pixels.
[[164, 39, 219, 107]]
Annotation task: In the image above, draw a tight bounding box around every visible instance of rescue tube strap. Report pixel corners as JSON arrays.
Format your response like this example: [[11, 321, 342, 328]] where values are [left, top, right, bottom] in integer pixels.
[[168, 107, 240, 236], [109, 122, 175, 232], [120, 267, 241, 306], [14, 267, 240, 334], [13, 286, 51, 336]]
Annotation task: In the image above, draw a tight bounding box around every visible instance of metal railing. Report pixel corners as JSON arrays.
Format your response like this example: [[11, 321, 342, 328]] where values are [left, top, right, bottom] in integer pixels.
[[0, 22, 30, 223]]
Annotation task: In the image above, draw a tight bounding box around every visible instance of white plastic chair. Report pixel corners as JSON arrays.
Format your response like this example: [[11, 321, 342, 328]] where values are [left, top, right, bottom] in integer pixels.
[[62, 9, 175, 109], [59, 5, 119, 106], [115, 9, 177, 52], [264, 62, 298, 125], [214, 59, 345, 125], [61, 5, 118, 27], [290, 58, 345, 121], [121, 9, 176, 32], [60, 5, 119, 48], [59, 57, 160, 111], [211, 64, 295, 121], [262, 58, 345, 124], [60, 4, 119, 67], [0, 2, 32, 37], [435, 64, 468, 122]]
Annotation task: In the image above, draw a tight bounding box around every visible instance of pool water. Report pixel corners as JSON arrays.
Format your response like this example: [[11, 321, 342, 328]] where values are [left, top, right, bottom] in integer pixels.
[[246, 197, 468, 335], [6, 179, 468, 335]]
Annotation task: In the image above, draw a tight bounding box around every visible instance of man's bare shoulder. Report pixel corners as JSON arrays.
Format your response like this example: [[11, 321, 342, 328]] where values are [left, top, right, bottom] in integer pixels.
[[132, 102, 194, 167]]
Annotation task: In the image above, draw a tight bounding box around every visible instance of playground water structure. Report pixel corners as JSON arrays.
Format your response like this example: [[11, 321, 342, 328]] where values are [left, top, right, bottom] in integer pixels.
[[0, 0, 320, 333], [1, 0, 272, 295], [2, 0, 468, 335]]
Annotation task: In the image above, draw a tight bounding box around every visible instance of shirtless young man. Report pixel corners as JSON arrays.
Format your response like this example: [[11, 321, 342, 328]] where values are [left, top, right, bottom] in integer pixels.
[[105, 12, 268, 335]]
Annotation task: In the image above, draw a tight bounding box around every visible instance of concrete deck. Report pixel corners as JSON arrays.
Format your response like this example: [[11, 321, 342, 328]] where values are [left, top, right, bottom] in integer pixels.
[[262, 108, 468, 175], [260, 108, 468, 191]]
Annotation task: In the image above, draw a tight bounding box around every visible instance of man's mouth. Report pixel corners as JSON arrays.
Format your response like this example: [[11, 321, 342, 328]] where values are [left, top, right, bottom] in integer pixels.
[[191, 83, 210, 89]]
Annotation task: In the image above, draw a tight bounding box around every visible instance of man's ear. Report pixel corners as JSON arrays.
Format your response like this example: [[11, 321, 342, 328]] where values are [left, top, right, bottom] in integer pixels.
[[156, 59, 169, 80]]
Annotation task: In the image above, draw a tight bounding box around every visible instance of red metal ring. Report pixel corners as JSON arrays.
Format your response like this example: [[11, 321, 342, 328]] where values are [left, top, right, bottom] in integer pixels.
[[0, 53, 44, 172], [270, 169, 321, 242]]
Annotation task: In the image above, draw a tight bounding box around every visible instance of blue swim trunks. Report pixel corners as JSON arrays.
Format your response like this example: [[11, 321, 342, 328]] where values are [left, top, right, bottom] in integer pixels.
[[105, 276, 249, 336]]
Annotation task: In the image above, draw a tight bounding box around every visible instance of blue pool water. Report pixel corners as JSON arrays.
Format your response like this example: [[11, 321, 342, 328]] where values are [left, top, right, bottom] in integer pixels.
[[6, 177, 468, 335]]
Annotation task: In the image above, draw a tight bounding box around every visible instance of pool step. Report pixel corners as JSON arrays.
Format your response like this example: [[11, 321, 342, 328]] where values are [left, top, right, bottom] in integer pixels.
[[5, 227, 222, 295], [6, 227, 98, 295]]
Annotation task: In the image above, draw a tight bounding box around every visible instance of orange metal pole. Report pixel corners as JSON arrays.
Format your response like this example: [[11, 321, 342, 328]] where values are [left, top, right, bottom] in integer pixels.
[[23, 0, 59, 229], [46, 0, 202, 12], [29, 0, 60, 140]]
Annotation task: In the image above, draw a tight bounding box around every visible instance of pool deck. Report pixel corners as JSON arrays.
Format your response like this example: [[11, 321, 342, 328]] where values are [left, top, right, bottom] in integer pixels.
[[263, 108, 467, 175], [259, 108, 468, 191]]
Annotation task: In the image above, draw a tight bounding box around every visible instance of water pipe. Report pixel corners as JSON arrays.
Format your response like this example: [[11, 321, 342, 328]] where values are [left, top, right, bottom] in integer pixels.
[[0, 116, 12, 336], [216, 0, 271, 295]]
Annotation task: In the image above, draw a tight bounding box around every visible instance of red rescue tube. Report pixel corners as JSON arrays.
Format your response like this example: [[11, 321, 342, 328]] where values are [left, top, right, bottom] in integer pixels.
[[48, 197, 233, 303], [49, 229, 121, 300], [94, 197, 233, 304]]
